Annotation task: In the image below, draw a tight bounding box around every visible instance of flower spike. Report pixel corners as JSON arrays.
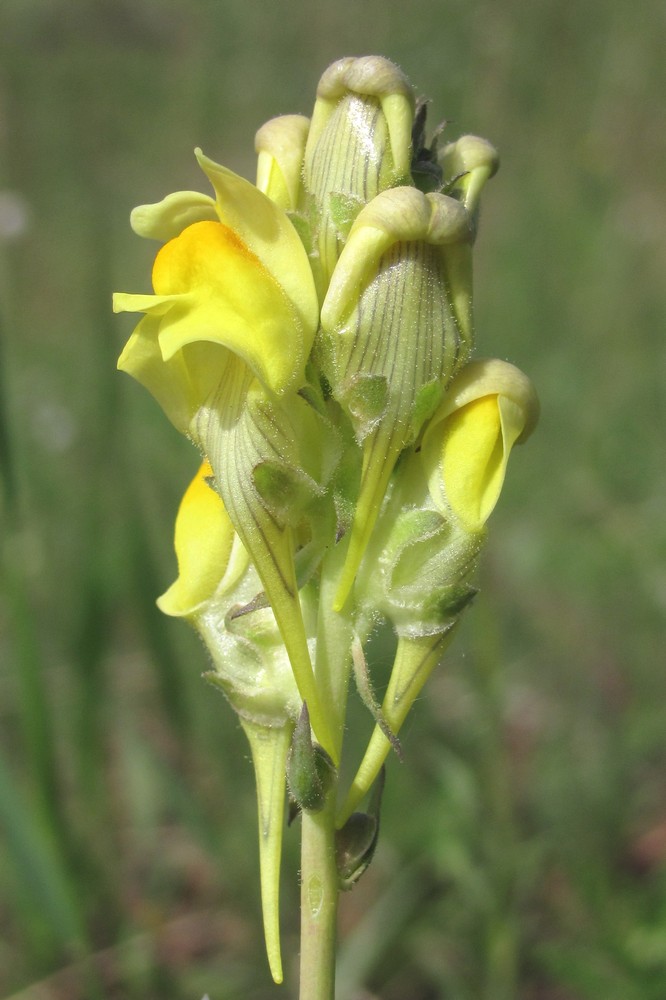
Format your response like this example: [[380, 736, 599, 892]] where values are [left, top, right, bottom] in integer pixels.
[[114, 56, 538, 987]]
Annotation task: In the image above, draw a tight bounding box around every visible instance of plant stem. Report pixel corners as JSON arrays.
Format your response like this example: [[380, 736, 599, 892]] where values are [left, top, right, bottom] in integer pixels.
[[299, 790, 339, 1000]]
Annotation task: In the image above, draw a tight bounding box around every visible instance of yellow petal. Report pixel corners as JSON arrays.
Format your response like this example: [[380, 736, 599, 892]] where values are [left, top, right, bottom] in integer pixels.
[[117, 314, 229, 438], [441, 394, 506, 531], [157, 459, 249, 617], [130, 190, 218, 241], [195, 150, 318, 339], [422, 358, 539, 531], [152, 220, 308, 395]]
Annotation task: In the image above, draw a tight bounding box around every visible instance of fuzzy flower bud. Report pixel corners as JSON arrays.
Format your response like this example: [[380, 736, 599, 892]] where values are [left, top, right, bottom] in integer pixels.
[[303, 55, 415, 291], [439, 134, 499, 218], [320, 185, 474, 607], [255, 114, 310, 210]]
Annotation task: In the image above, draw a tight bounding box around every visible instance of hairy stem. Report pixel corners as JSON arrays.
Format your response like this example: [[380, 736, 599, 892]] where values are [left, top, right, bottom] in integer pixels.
[[299, 790, 339, 1000]]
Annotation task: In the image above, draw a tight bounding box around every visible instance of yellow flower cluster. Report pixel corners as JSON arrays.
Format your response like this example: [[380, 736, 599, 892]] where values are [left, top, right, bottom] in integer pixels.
[[115, 56, 538, 983]]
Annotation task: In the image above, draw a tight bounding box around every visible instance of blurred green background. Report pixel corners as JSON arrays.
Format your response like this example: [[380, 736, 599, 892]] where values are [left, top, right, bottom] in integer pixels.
[[1, 0, 664, 997]]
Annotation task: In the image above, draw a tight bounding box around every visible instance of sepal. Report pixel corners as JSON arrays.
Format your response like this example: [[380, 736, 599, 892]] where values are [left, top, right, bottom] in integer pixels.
[[354, 493, 480, 649], [200, 603, 303, 728]]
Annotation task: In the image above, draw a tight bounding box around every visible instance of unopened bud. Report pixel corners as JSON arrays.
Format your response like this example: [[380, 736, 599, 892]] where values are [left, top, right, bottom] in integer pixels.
[[304, 56, 415, 290], [439, 134, 499, 219], [320, 185, 475, 607], [255, 114, 310, 210]]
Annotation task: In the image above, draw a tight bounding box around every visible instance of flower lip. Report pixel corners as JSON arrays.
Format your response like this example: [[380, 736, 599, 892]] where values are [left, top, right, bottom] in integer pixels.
[[157, 459, 250, 618], [147, 219, 308, 396], [429, 357, 540, 443], [421, 358, 540, 532], [194, 149, 319, 337]]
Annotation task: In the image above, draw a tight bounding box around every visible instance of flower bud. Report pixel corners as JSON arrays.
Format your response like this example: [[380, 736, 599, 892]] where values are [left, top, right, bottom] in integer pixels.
[[319, 185, 474, 608], [255, 114, 310, 210], [421, 358, 539, 533], [439, 134, 499, 219], [303, 56, 415, 290]]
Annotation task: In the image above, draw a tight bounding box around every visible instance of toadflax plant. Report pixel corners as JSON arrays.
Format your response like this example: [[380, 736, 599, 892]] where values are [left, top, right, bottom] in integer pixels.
[[114, 56, 538, 998]]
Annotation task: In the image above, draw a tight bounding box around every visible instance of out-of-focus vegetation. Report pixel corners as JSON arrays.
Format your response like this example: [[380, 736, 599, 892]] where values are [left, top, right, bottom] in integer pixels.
[[1, 1, 665, 997]]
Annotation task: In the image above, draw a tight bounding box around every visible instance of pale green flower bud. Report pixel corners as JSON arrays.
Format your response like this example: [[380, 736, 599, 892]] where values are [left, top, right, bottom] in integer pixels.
[[303, 56, 415, 291], [319, 185, 474, 608], [439, 134, 499, 219], [255, 114, 310, 210]]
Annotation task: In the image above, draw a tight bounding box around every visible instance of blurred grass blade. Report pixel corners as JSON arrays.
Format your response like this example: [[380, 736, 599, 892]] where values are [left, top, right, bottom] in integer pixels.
[[0, 314, 17, 515], [0, 749, 85, 952]]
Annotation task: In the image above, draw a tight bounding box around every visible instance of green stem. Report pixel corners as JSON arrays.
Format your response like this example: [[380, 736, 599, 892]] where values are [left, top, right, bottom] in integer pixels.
[[299, 790, 339, 1000]]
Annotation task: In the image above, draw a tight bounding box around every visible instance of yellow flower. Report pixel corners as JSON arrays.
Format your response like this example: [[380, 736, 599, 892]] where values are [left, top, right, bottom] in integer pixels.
[[422, 358, 540, 533], [114, 149, 319, 445], [155, 459, 300, 987], [157, 459, 250, 619]]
